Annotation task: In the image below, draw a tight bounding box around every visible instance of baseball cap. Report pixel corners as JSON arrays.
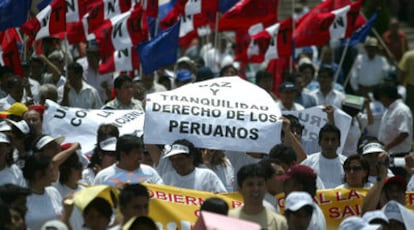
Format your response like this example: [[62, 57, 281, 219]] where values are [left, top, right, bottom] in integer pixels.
[[285, 191, 314, 212], [7, 119, 30, 135], [362, 142, 385, 155], [365, 37, 378, 47], [177, 56, 194, 65], [41, 220, 68, 230], [363, 210, 389, 224], [163, 143, 190, 158], [279, 81, 297, 92], [384, 175, 407, 190], [0, 102, 28, 117], [0, 132, 10, 144], [383, 201, 403, 223], [175, 69, 193, 83], [99, 137, 117, 152], [277, 165, 317, 182], [339, 216, 381, 230], [35, 135, 65, 150]]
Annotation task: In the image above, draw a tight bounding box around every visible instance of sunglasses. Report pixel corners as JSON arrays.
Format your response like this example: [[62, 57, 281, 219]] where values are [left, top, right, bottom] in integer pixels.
[[344, 166, 363, 172]]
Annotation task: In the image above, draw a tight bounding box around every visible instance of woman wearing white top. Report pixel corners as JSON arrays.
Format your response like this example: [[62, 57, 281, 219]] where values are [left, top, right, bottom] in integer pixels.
[[336, 154, 373, 189], [201, 149, 235, 192], [0, 132, 26, 187]]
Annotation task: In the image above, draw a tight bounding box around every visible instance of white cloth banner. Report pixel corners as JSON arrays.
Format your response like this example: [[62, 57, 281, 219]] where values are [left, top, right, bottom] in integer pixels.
[[283, 106, 352, 154], [144, 77, 283, 153], [43, 100, 145, 155]]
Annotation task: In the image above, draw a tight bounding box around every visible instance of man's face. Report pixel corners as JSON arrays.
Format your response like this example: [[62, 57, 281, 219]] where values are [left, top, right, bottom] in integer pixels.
[[117, 81, 134, 102], [121, 196, 149, 222], [121, 148, 143, 168], [319, 131, 340, 157], [23, 110, 42, 135], [238, 176, 266, 206], [317, 72, 333, 91], [280, 90, 297, 107], [286, 207, 313, 230]]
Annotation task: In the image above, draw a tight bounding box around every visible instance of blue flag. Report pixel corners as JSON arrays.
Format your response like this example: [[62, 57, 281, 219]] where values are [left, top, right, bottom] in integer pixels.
[[0, 0, 30, 31], [219, 0, 239, 13], [137, 21, 180, 75], [343, 12, 378, 47]]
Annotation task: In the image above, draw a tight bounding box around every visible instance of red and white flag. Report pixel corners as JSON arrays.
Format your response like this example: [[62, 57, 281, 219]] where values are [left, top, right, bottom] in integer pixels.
[[21, 0, 66, 41], [219, 0, 278, 31], [294, 0, 366, 47], [252, 18, 293, 61], [94, 6, 148, 57], [99, 47, 140, 74]]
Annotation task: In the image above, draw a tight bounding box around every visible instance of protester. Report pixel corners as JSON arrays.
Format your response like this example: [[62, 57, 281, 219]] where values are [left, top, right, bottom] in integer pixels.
[[199, 197, 229, 215], [284, 191, 315, 230], [175, 69, 193, 88], [0, 102, 28, 121], [228, 163, 288, 229], [119, 183, 150, 226], [255, 70, 277, 101], [276, 81, 304, 111], [82, 197, 113, 230], [310, 65, 345, 108], [301, 123, 347, 188], [336, 154, 373, 189], [0, 132, 26, 187], [23, 154, 62, 230], [382, 18, 409, 62], [382, 200, 414, 230], [292, 72, 317, 108], [102, 75, 143, 110], [23, 108, 43, 139], [0, 76, 25, 111], [362, 210, 389, 230], [161, 139, 227, 193], [93, 135, 163, 185], [200, 148, 235, 192], [0, 184, 31, 230], [140, 72, 167, 96], [258, 159, 284, 212]]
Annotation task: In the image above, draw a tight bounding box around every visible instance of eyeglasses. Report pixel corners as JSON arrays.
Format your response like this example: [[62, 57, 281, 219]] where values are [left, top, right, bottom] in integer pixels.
[[344, 166, 363, 172]]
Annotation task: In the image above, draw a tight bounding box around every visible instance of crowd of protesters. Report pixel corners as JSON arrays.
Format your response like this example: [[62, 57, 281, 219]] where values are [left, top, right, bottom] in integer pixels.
[[1, 5, 414, 230]]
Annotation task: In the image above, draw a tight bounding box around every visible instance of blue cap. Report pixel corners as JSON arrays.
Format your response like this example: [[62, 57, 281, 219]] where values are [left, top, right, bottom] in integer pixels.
[[175, 69, 192, 82], [279, 81, 297, 92]]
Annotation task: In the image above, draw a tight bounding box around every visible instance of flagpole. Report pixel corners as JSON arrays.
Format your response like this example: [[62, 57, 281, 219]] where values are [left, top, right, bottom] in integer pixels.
[[290, 0, 295, 74], [341, 38, 352, 89], [214, 12, 220, 75], [154, 17, 159, 37]]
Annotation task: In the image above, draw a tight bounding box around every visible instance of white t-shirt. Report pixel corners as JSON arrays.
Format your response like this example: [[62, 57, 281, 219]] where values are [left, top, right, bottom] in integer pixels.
[[201, 157, 235, 192], [53, 183, 84, 230], [343, 114, 368, 157], [93, 164, 164, 185], [80, 167, 95, 186], [309, 204, 327, 230], [0, 164, 27, 187], [26, 186, 63, 230], [301, 152, 347, 188], [162, 167, 228, 193]]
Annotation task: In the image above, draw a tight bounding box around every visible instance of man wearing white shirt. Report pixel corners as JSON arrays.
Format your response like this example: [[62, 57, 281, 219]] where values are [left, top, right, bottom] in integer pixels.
[[94, 135, 164, 185], [301, 123, 347, 188], [310, 65, 345, 108], [276, 82, 305, 111]]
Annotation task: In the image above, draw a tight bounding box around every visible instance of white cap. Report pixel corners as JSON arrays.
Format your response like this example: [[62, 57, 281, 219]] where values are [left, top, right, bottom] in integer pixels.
[[285, 191, 314, 212], [362, 210, 389, 224], [0, 121, 11, 132], [35, 135, 65, 150], [383, 201, 403, 223], [99, 137, 117, 152], [362, 142, 385, 155], [0, 132, 10, 144], [7, 119, 30, 134], [163, 144, 190, 158], [339, 216, 381, 230], [41, 220, 68, 230]]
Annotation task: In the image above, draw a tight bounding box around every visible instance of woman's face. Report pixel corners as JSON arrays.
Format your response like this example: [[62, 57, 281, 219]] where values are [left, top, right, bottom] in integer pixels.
[[344, 160, 367, 187], [38, 163, 54, 187]]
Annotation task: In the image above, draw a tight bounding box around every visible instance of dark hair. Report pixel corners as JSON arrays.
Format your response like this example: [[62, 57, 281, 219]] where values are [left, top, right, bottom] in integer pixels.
[[0, 65, 13, 78], [285, 205, 313, 217], [317, 65, 334, 78], [0, 184, 31, 206], [22, 153, 52, 182], [114, 75, 132, 89], [342, 154, 370, 184], [67, 62, 83, 76], [6, 76, 23, 89], [200, 197, 229, 215], [119, 184, 149, 209], [83, 197, 112, 220], [126, 216, 158, 230], [237, 163, 266, 187], [318, 123, 341, 144], [258, 159, 276, 180], [255, 70, 273, 84], [374, 82, 400, 100], [219, 65, 237, 76], [283, 114, 304, 133], [269, 144, 297, 166], [158, 75, 171, 86], [59, 154, 82, 184], [116, 135, 144, 161], [0, 199, 12, 228], [88, 124, 120, 169], [298, 63, 315, 75]]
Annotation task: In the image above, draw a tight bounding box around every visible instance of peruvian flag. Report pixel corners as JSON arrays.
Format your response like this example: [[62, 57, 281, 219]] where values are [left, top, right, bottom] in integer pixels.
[[20, 0, 66, 41], [94, 6, 148, 57], [178, 14, 211, 48], [0, 35, 23, 76], [219, 0, 278, 31], [135, 0, 159, 18], [294, 1, 365, 47], [99, 47, 140, 74]]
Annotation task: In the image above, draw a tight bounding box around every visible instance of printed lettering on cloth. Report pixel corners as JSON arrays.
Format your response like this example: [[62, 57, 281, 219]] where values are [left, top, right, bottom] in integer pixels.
[[43, 100, 144, 155], [283, 105, 351, 154], [99, 47, 140, 74], [144, 76, 283, 153]]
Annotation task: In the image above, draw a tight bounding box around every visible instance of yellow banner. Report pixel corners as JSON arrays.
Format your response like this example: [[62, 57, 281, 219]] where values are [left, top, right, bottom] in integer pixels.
[[145, 184, 414, 230]]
